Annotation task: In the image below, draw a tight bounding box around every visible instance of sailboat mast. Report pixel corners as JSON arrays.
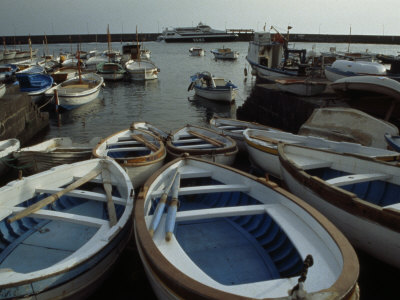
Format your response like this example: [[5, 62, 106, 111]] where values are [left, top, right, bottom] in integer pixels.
[[107, 24, 111, 62]]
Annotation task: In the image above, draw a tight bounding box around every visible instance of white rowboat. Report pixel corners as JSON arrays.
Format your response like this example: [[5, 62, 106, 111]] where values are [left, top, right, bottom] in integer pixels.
[[0, 158, 134, 299], [134, 157, 360, 300]]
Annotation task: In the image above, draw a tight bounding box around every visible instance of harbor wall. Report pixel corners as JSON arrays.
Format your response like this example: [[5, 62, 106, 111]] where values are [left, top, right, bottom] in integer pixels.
[[236, 83, 351, 133], [4, 33, 400, 45], [0, 86, 49, 146]]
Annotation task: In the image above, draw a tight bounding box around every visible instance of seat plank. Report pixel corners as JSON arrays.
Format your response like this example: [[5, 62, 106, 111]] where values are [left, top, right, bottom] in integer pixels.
[[151, 184, 249, 198], [35, 188, 127, 205], [326, 173, 391, 187], [175, 204, 273, 221], [4, 207, 108, 227]]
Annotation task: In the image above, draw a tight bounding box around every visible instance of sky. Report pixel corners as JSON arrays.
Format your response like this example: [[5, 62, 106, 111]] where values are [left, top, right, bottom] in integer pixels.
[[0, 0, 399, 37]]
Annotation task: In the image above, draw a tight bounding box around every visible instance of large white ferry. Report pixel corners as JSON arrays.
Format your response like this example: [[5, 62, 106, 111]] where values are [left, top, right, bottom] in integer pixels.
[[158, 23, 237, 43]]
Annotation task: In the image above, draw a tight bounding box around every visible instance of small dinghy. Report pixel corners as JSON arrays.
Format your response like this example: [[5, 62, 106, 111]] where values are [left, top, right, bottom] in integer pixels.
[[166, 124, 238, 166], [134, 157, 360, 300], [0, 158, 134, 299], [125, 59, 159, 81], [210, 47, 239, 60], [324, 60, 387, 82], [93, 127, 166, 188], [384, 133, 400, 152], [278, 143, 400, 268], [189, 47, 205, 56], [188, 71, 238, 102], [244, 128, 400, 179], [209, 115, 278, 152], [45, 73, 104, 110], [13, 137, 99, 175], [0, 138, 20, 178]]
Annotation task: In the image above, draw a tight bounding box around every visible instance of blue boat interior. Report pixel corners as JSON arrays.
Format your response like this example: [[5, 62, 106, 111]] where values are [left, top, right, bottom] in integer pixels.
[[308, 167, 400, 207], [106, 138, 155, 159], [16, 74, 52, 91], [0, 182, 124, 273], [150, 177, 303, 285]]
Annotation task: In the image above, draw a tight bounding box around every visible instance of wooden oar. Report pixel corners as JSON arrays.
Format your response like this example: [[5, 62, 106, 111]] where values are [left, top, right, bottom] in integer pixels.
[[8, 167, 102, 223], [187, 130, 224, 147], [102, 164, 118, 226], [148, 168, 179, 237], [165, 173, 181, 241], [131, 134, 159, 152]]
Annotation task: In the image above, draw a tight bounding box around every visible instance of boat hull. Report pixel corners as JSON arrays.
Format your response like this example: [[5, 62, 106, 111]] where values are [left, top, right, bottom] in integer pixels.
[[163, 35, 237, 43], [278, 143, 400, 268], [280, 159, 400, 268], [194, 86, 237, 102]]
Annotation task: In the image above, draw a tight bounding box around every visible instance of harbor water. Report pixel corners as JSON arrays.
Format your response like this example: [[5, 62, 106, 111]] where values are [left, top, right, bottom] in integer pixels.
[[11, 40, 400, 299]]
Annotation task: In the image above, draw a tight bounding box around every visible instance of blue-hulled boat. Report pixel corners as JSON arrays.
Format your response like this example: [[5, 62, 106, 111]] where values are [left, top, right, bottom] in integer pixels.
[[134, 157, 360, 300], [0, 158, 134, 299], [15, 73, 54, 104], [0, 64, 18, 83], [384, 133, 400, 152], [279, 143, 400, 269]]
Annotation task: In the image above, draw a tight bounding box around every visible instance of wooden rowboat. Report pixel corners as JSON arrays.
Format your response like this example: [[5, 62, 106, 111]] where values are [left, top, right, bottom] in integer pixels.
[[209, 115, 278, 152], [134, 157, 360, 300], [278, 143, 400, 268], [298, 107, 399, 149], [166, 124, 238, 166], [13, 137, 98, 175], [0, 158, 134, 299], [93, 127, 166, 188], [45, 73, 104, 110], [243, 128, 400, 179]]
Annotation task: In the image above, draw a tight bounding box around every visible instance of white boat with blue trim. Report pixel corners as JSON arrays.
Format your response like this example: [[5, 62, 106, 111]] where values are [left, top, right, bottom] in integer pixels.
[[166, 124, 238, 166], [188, 71, 238, 102], [45, 73, 104, 110], [134, 156, 360, 300], [279, 143, 400, 269], [93, 127, 166, 188], [0, 158, 134, 299], [244, 128, 400, 179], [324, 60, 387, 82]]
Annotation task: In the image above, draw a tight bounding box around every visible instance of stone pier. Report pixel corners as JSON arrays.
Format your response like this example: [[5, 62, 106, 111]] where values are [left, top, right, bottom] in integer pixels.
[[0, 85, 49, 146]]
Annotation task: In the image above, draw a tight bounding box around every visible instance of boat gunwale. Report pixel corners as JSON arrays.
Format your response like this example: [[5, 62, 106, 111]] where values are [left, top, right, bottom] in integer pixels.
[[134, 156, 360, 300]]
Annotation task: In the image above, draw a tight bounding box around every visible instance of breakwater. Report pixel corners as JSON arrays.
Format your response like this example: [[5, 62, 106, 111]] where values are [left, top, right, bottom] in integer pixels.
[[4, 33, 400, 45]]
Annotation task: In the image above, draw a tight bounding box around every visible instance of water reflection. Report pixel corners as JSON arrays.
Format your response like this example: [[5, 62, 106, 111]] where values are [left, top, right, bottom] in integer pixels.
[[188, 95, 236, 124]]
